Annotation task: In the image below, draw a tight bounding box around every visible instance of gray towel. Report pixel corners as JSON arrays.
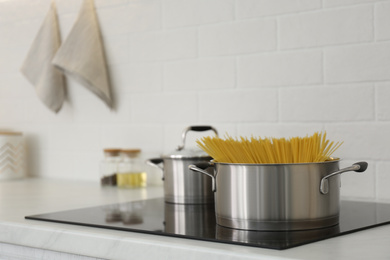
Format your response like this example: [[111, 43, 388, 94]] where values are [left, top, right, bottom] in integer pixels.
[[20, 1, 65, 113], [52, 0, 112, 108]]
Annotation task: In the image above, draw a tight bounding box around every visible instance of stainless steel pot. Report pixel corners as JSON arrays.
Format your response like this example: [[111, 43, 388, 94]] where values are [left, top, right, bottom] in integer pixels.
[[147, 126, 218, 204], [189, 160, 368, 231]]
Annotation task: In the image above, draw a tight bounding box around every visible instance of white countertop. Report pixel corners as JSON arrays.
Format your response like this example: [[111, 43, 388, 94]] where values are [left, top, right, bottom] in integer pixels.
[[2, 178, 390, 260]]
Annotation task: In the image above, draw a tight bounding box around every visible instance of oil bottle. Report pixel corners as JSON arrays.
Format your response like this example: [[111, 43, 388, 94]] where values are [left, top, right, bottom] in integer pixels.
[[117, 149, 147, 188]]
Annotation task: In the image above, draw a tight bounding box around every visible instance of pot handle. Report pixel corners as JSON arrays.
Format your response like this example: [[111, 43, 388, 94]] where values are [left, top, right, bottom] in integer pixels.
[[320, 161, 368, 195], [177, 126, 218, 151], [189, 162, 216, 192], [146, 158, 165, 181]]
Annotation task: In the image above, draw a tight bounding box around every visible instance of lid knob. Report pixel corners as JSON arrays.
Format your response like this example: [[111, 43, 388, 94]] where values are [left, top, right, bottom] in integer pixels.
[[177, 126, 218, 151]]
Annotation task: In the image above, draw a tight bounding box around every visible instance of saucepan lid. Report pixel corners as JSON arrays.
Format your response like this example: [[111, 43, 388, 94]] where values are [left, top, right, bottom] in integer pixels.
[[161, 126, 218, 159]]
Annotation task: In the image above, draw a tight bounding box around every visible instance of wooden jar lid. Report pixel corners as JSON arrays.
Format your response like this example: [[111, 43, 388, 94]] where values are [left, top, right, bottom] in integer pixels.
[[0, 131, 22, 136]]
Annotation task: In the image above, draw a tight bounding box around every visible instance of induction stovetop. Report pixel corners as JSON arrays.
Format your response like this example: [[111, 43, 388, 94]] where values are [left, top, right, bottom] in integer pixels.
[[25, 198, 390, 250]]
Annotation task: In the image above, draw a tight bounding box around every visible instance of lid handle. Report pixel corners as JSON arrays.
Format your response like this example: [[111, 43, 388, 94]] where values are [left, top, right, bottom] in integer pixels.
[[177, 126, 218, 151]]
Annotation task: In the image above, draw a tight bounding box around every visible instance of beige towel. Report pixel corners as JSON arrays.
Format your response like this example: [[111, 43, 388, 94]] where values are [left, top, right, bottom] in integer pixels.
[[20, 1, 65, 113], [52, 0, 112, 108]]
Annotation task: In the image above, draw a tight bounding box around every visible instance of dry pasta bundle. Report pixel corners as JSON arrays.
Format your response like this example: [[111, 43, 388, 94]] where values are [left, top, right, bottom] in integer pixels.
[[196, 132, 343, 164]]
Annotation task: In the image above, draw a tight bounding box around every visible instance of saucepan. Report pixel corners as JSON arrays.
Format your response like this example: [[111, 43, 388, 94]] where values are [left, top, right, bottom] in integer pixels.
[[189, 160, 367, 231], [164, 202, 216, 237], [147, 126, 218, 204]]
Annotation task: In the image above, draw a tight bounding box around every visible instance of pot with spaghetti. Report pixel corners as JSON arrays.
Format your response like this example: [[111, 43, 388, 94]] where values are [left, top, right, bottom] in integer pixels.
[[189, 132, 368, 231]]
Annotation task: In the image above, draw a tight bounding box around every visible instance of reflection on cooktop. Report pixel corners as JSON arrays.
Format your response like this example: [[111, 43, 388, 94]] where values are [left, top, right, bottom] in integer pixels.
[[25, 198, 390, 250]]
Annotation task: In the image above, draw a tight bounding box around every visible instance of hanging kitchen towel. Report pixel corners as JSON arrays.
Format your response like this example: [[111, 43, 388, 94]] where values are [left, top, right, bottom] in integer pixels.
[[52, 0, 112, 108], [20, 1, 65, 113]]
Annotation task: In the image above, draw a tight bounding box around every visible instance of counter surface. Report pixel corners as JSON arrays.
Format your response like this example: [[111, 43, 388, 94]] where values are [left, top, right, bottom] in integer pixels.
[[1, 178, 390, 260]]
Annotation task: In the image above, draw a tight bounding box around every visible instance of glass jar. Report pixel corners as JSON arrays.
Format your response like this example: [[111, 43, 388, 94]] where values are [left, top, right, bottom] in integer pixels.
[[117, 149, 147, 188], [100, 148, 121, 186]]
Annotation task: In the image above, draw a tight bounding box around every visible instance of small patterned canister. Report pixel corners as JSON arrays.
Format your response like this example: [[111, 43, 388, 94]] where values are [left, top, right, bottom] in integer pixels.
[[0, 132, 25, 180]]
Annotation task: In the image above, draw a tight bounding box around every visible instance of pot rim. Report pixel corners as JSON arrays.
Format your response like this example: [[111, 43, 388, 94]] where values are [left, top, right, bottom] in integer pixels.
[[162, 154, 213, 159], [210, 158, 340, 166], [161, 147, 212, 159]]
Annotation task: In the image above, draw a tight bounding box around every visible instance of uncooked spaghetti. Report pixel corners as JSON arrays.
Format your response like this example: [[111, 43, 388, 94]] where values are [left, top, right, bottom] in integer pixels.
[[196, 132, 343, 164]]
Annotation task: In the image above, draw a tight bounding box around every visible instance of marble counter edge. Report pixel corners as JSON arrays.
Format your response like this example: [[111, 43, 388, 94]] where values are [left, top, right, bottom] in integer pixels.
[[0, 220, 295, 260]]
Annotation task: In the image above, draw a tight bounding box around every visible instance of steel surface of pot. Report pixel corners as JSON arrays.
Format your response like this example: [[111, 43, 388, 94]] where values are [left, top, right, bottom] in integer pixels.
[[164, 203, 216, 237], [216, 223, 340, 248], [189, 160, 368, 231], [147, 126, 218, 204]]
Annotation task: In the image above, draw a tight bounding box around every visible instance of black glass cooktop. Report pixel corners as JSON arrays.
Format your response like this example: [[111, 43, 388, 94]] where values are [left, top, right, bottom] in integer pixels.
[[25, 198, 390, 250]]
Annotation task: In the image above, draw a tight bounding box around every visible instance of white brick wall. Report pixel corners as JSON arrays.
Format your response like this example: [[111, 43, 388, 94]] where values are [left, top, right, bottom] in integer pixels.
[[110, 62, 162, 92], [163, 0, 234, 28], [375, 2, 390, 41], [128, 29, 197, 61], [164, 58, 236, 90], [238, 51, 323, 87], [323, 0, 378, 8], [235, 0, 321, 18], [97, 0, 162, 35], [199, 19, 276, 56], [376, 83, 390, 120], [325, 43, 390, 83], [280, 84, 375, 122], [199, 89, 278, 123], [279, 5, 373, 49], [1, 0, 390, 201]]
